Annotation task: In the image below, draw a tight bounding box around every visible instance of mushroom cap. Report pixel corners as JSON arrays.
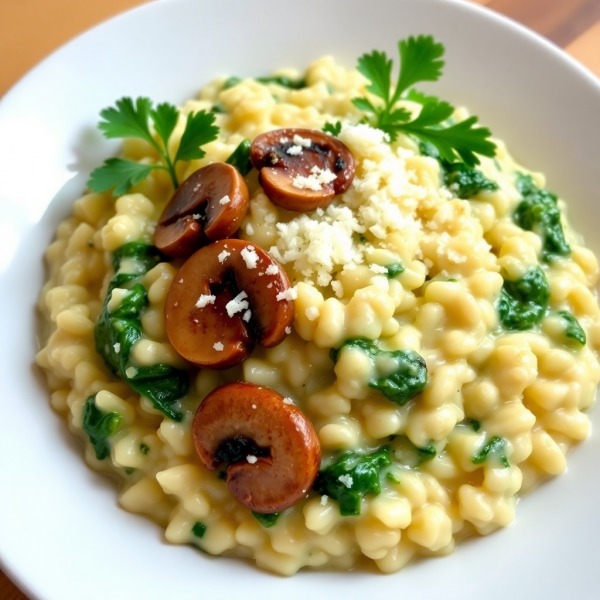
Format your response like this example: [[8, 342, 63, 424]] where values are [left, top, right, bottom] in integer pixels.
[[193, 382, 321, 513], [164, 239, 294, 369]]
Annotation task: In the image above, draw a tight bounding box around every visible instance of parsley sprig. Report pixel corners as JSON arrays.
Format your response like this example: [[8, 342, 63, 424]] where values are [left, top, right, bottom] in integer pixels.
[[353, 35, 496, 166], [88, 97, 219, 196]]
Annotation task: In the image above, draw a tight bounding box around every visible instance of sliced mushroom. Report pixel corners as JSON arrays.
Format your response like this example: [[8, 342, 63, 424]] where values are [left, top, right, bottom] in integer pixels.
[[154, 163, 249, 258], [250, 128, 355, 212], [165, 239, 294, 369], [193, 382, 321, 513]]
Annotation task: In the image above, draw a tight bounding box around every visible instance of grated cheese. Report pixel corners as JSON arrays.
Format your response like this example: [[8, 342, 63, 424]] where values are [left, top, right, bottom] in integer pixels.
[[287, 145, 303, 156], [265, 264, 278, 275], [241, 246, 259, 269], [225, 291, 249, 317], [196, 294, 216, 308], [219, 195, 231, 205], [338, 475, 353, 488], [213, 342, 224, 351], [246, 455, 258, 464], [242, 309, 252, 322], [113, 343, 121, 354], [293, 134, 312, 148], [125, 366, 138, 379], [218, 250, 231, 263], [276, 288, 298, 302], [292, 166, 337, 191]]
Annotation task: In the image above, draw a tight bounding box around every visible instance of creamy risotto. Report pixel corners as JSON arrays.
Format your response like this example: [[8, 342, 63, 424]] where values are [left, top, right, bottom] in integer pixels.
[[36, 41, 600, 575]]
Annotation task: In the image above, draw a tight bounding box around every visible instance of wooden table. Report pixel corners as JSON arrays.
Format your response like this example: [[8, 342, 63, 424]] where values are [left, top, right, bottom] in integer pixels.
[[1, 0, 599, 597]]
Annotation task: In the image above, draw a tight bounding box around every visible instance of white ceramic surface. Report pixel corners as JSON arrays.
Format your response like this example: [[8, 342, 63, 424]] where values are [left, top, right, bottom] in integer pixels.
[[1, 1, 599, 599]]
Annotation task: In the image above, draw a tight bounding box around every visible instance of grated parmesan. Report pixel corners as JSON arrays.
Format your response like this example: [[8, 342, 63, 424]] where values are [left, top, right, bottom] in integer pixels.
[[265, 264, 278, 275], [213, 342, 224, 351], [225, 291, 249, 317], [218, 250, 231, 263], [246, 455, 258, 464], [219, 195, 231, 205], [241, 246, 259, 269], [196, 294, 216, 308], [276, 288, 298, 302], [338, 475, 353, 488]]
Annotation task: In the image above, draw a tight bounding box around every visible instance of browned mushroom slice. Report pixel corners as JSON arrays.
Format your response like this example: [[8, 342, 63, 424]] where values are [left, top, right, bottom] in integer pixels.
[[154, 163, 250, 258], [165, 239, 294, 369], [250, 128, 355, 212], [193, 382, 321, 513]]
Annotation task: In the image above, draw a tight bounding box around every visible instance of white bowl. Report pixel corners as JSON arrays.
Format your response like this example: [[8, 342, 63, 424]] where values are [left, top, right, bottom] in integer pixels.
[[1, 1, 599, 599]]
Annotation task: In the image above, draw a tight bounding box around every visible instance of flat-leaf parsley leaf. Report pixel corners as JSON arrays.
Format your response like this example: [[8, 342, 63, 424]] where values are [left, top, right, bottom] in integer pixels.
[[88, 97, 219, 196], [353, 35, 496, 166]]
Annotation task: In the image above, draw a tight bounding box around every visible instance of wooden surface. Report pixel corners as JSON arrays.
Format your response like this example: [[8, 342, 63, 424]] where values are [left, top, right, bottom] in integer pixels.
[[1, 0, 599, 598]]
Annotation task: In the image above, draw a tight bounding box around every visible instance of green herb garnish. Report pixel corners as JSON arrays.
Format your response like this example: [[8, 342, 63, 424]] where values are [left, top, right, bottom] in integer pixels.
[[88, 97, 219, 195], [353, 35, 496, 166], [323, 120, 342, 136]]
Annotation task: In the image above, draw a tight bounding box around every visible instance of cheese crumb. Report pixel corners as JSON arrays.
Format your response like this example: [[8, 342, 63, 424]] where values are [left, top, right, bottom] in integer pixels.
[[292, 167, 337, 191], [125, 366, 138, 379], [369, 264, 388, 274], [276, 288, 298, 302], [286, 145, 303, 156], [246, 223, 255, 235], [285, 326, 292, 334], [225, 291, 249, 317], [338, 475, 353, 488], [283, 397, 294, 405], [192, 213, 201, 219], [331, 281, 344, 298], [320, 495, 329, 506], [293, 134, 312, 148], [242, 309, 252, 322], [218, 250, 231, 263], [219, 195, 231, 205], [195, 294, 216, 308], [213, 342, 224, 351], [246, 455, 258, 464], [113, 343, 121, 354], [241, 246, 259, 269], [252, 404, 257, 409], [305, 306, 320, 321], [265, 264, 279, 275]]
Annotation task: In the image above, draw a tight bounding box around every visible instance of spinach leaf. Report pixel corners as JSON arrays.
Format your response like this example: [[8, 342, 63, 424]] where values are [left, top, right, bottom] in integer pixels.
[[498, 267, 550, 331], [223, 75, 306, 90], [225, 139, 252, 176], [331, 338, 428, 405], [255, 75, 307, 89], [313, 447, 391, 516], [384, 263, 405, 278], [95, 242, 189, 421], [82, 394, 123, 460], [557, 310, 586, 347], [472, 436, 510, 468], [420, 141, 498, 199], [191, 522, 207, 538], [392, 436, 436, 468], [513, 173, 570, 262], [252, 512, 281, 527]]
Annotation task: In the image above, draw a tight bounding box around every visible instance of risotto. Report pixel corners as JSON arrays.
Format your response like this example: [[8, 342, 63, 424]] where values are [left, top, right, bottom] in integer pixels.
[[35, 37, 600, 575]]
